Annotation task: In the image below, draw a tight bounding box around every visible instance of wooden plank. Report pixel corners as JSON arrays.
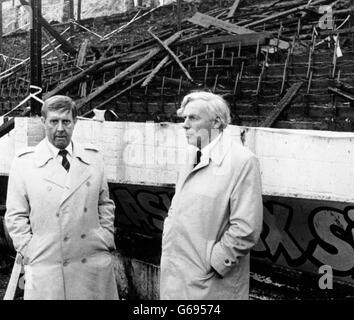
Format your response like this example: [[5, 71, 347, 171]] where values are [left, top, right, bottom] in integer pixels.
[[77, 39, 89, 97], [42, 29, 65, 66], [187, 12, 255, 34], [142, 55, 170, 87], [261, 82, 303, 128], [40, 16, 77, 56], [147, 28, 193, 82], [320, 26, 354, 36], [328, 87, 354, 102], [245, 0, 330, 28], [77, 39, 89, 67], [227, 0, 241, 18], [334, 81, 354, 95], [202, 32, 271, 46]]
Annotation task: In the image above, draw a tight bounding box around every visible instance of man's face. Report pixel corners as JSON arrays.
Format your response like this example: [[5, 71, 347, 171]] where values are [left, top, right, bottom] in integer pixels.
[[181, 100, 216, 149], [42, 109, 76, 149]]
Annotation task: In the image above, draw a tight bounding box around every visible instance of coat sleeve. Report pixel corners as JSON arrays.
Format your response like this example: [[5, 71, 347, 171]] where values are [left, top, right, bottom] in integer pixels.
[[210, 155, 263, 277], [97, 160, 116, 238], [4, 157, 32, 258]]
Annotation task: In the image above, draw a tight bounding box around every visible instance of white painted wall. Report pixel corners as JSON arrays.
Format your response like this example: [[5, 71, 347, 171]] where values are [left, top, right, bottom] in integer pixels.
[[1, 118, 354, 203]]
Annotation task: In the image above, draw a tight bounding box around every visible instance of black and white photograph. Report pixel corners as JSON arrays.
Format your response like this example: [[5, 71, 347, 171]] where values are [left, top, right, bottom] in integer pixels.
[[0, 0, 353, 307]]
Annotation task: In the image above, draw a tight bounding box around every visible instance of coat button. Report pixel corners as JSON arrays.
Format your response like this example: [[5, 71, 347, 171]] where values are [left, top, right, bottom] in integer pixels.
[[63, 259, 70, 267], [56, 212, 60, 217], [63, 236, 69, 242], [81, 258, 87, 263], [86, 181, 90, 187], [224, 259, 231, 266], [80, 234, 86, 239], [84, 207, 87, 213]]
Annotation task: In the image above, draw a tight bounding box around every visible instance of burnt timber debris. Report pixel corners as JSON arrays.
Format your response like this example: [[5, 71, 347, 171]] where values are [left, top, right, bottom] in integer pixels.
[[0, 0, 354, 136]]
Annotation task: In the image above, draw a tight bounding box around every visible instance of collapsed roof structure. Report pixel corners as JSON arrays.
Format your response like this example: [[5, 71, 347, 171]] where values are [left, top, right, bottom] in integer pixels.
[[0, 0, 353, 135]]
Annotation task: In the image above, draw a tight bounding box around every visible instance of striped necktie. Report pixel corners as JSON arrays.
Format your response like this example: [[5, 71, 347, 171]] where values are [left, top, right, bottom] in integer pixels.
[[194, 149, 202, 168], [58, 149, 70, 172]]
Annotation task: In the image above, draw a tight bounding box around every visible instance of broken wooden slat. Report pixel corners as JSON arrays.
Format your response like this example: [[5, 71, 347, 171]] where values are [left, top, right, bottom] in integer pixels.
[[320, 26, 354, 36], [142, 55, 170, 87], [202, 32, 271, 47], [244, 0, 330, 28], [40, 16, 77, 56], [42, 29, 65, 66], [148, 28, 194, 83], [188, 12, 255, 35], [334, 81, 354, 95], [227, 0, 241, 19], [261, 82, 303, 127], [77, 39, 89, 97], [328, 87, 354, 102], [77, 39, 89, 67]]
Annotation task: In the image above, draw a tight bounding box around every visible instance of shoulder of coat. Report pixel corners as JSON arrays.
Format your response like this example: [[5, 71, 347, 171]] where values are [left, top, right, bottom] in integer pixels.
[[16, 146, 35, 158]]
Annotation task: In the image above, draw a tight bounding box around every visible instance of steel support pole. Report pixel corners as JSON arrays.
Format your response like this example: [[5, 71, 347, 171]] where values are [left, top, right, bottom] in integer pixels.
[[30, 0, 42, 116], [177, 0, 181, 31]]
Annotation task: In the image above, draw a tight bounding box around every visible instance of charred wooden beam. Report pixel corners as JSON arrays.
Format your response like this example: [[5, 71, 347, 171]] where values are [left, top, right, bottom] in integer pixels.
[[261, 82, 303, 127], [244, 0, 331, 28], [142, 55, 170, 87], [43, 29, 65, 66], [202, 32, 272, 47], [227, 0, 241, 19], [40, 16, 77, 56], [328, 87, 354, 102], [334, 81, 354, 95], [147, 27, 193, 83], [188, 12, 255, 34]]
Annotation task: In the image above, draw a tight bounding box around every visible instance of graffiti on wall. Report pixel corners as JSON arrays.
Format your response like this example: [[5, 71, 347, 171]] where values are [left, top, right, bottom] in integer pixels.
[[252, 199, 354, 278], [110, 184, 354, 282]]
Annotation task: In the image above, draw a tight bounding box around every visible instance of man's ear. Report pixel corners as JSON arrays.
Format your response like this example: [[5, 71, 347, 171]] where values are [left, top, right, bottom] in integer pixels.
[[213, 117, 222, 129], [41, 116, 45, 125]]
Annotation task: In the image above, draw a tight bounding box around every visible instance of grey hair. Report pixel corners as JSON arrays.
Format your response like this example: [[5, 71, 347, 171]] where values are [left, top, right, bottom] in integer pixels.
[[177, 91, 231, 129], [41, 95, 77, 119]]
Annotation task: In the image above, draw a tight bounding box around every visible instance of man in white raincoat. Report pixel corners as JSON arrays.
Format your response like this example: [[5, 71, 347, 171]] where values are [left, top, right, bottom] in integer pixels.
[[5, 95, 118, 300], [160, 91, 263, 300]]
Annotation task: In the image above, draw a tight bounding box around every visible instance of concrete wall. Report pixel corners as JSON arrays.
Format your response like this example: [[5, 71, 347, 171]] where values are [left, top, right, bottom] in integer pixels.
[[2, 117, 354, 203]]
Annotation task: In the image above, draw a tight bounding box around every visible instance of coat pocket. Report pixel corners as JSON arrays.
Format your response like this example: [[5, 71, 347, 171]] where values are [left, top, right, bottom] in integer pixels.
[[94, 227, 115, 251]]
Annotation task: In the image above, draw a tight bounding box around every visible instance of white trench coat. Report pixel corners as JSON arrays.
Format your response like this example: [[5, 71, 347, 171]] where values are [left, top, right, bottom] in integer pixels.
[[5, 139, 118, 300], [160, 131, 263, 300]]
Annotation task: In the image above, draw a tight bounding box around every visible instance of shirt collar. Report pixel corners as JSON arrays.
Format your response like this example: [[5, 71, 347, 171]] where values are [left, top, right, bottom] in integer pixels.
[[45, 137, 73, 158], [200, 132, 222, 158]]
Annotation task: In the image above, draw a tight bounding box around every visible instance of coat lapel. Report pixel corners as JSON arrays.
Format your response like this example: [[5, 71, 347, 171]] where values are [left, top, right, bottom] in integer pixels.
[[177, 131, 232, 191], [60, 143, 92, 205], [34, 139, 66, 188]]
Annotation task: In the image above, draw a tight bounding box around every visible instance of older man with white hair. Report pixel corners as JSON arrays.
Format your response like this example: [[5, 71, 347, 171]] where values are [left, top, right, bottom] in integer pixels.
[[160, 91, 263, 300]]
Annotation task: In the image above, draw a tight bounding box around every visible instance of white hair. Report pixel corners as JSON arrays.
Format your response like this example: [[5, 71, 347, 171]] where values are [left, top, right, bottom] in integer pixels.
[[177, 91, 231, 129]]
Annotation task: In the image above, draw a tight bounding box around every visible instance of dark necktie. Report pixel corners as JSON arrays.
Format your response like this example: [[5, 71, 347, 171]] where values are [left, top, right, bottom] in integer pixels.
[[58, 149, 70, 172], [194, 149, 202, 168]]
